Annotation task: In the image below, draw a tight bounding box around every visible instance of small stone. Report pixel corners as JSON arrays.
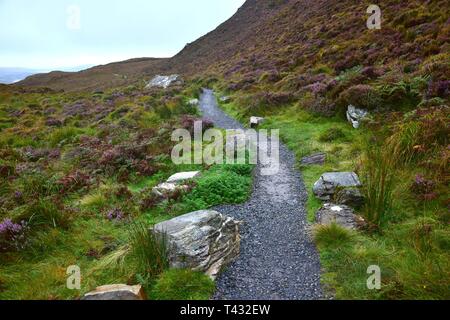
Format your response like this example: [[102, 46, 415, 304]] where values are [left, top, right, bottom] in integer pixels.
[[335, 187, 364, 208], [82, 284, 146, 300], [220, 96, 231, 103], [250, 116, 265, 128], [152, 182, 189, 198], [301, 153, 326, 166], [188, 98, 199, 106]]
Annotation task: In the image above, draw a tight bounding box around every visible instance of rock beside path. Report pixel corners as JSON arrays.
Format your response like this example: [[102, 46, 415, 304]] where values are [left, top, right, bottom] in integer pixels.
[[301, 153, 326, 166], [315, 203, 362, 230], [313, 172, 362, 201], [346, 105, 369, 129], [153, 210, 241, 279], [82, 284, 146, 300]]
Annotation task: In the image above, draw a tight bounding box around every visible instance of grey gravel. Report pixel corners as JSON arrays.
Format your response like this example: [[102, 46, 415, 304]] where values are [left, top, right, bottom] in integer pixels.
[[199, 89, 323, 300]]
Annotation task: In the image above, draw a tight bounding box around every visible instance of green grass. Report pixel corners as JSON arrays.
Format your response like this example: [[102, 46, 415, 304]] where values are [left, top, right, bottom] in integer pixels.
[[150, 269, 215, 300]]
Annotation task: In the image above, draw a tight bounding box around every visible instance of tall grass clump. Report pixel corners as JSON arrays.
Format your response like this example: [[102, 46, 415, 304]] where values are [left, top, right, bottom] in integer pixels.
[[360, 141, 396, 229], [314, 223, 354, 248], [128, 222, 169, 282]]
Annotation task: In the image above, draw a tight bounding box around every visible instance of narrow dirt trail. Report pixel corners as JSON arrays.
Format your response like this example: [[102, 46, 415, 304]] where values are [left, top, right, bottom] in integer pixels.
[[199, 89, 323, 300]]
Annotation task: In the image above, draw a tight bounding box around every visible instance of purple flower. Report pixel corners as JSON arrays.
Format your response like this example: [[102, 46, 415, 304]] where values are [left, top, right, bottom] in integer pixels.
[[106, 208, 125, 222], [0, 218, 29, 252]]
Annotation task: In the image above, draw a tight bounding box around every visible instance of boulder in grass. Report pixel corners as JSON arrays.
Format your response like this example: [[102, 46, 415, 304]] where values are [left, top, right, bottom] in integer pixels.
[[152, 182, 189, 198], [82, 284, 146, 300], [166, 171, 201, 184], [335, 187, 365, 208], [315, 203, 364, 230], [153, 210, 241, 279], [250, 116, 265, 128], [220, 96, 231, 103], [346, 105, 369, 129], [313, 172, 362, 201], [188, 98, 199, 106]]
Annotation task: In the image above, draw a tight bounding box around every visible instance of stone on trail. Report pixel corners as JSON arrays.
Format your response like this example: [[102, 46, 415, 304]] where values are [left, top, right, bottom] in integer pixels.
[[346, 105, 369, 129], [153, 210, 241, 279], [250, 116, 265, 128], [82, 284, 146, 300], [166, 171, 201, 183], [145, 74, 183, 89], [313, 172, 362, 201], [315, 203, 362, 230]]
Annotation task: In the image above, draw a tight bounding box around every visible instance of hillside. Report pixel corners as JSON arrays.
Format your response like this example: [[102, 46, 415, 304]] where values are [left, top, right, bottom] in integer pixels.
[[3, 0, 449, 301]]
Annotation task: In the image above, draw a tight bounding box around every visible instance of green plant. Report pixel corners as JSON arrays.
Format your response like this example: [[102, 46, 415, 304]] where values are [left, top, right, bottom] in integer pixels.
[[150, 269, 215, 300], [361, 142, 396, 228], [318, 127, 347, 142], [128, 222, 169, 282], [314, 223, 354, 248]]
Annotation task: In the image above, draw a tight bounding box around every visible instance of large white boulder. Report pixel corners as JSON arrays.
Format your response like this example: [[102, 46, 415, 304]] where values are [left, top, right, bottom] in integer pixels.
[[153, 210, 241, 279], [145, 75, 183, 89]]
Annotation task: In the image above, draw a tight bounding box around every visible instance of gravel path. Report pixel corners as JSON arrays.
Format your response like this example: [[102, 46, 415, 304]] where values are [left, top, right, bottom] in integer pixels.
[[199, 89, 323, 300]]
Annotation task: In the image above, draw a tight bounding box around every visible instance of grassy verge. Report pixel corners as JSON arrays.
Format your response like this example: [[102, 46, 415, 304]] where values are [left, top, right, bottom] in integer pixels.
[[217, 91, 449, 300]]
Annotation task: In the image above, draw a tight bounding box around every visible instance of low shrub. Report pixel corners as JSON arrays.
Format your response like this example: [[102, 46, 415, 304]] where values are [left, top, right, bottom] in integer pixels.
[[314, 223, 354, 248], [318, 127, 347, 142]]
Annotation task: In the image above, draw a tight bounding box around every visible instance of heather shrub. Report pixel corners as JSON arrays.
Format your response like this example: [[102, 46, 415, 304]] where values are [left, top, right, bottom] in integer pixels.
[[337, 84, 381, 111], [0, 218, 29, 253]]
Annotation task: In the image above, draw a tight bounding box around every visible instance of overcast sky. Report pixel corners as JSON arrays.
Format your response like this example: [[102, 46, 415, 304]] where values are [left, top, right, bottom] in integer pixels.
[[0, 0, 246, 70]]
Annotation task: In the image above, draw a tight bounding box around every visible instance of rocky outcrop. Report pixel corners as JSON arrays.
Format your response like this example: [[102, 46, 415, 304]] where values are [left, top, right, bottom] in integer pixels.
[[153, 210, 241, 279], [145, 75, 183, 89], [315, 203, 362, 230], [301, 153, 326, 166], [346, 105, 369, 129], [313, 172, 362, 201], [82, 284, 146, 300]]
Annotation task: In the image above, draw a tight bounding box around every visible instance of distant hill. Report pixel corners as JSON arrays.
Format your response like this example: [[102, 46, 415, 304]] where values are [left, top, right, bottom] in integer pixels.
[[16, 0, 449, 93]]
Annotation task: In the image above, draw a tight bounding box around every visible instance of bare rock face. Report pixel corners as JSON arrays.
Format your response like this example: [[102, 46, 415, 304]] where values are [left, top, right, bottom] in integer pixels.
[[313, 172, 362, 201], [315, 203, 362, 230], [153, 210, 241, 279], [145, 75, 183, 89], [82, 284, 146, 300]]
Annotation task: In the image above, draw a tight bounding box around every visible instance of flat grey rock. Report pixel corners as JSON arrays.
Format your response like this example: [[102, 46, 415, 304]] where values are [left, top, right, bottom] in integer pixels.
[[313, 172, 362, 201], [166, 171, 201, 183], [315, 203, 358, 230], [82, 284, 145, 300]]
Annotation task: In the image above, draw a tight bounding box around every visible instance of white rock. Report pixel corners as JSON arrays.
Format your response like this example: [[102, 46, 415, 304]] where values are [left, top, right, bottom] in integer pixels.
[[82, 284, 146, 300], [220, 96, 231, 103], [188, 98, 199, 106], [250, 116, 265, 128], [145, 74, 183, 89], [346, 105, 369, 129], [166, 171, 201, 183], [152, 182, 189, 198], [153, 210, 241, 279]]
